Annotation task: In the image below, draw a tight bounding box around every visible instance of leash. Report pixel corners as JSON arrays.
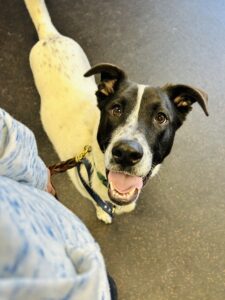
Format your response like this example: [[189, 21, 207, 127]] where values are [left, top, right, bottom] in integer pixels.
[[49, 146, 115, 217], [49, 145, 92, 175]]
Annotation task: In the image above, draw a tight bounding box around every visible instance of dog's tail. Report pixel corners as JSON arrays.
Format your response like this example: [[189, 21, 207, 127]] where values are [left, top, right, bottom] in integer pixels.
[[24, 0, 59, 40]]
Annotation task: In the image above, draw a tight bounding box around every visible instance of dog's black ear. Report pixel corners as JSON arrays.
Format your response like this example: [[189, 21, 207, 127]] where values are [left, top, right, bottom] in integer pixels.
[[84, 63, 127, 97], [164, 84, 209, 124]]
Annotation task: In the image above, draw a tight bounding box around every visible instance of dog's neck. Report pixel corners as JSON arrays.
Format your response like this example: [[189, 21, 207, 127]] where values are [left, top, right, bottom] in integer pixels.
[[84, 113, 109, 201], [90, 111, 106, 179]]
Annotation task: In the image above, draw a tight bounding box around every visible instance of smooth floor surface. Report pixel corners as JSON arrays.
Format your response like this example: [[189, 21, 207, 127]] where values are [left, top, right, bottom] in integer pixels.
[[1, 1, 225, 299]]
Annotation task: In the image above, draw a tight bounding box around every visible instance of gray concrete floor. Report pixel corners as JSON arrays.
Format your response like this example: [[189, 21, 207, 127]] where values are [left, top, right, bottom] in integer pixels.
[[1, 0, 225, 299]]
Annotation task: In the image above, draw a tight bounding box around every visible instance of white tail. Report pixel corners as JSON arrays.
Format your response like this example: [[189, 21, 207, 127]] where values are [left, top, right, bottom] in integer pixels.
[[24, 0, 59, 39]]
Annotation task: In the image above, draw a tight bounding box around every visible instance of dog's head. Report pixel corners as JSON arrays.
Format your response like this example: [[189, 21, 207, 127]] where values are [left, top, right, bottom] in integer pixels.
[[85, 64, 208, 206]]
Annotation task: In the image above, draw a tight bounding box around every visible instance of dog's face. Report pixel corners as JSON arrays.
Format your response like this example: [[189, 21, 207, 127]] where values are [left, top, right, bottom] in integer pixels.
[[85, 64, 208, 206]]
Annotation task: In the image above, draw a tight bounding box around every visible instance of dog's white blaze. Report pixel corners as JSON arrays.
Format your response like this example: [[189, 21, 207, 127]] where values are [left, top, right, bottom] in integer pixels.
[[105, 84, 153, 177], [128, 84, 145, 124]]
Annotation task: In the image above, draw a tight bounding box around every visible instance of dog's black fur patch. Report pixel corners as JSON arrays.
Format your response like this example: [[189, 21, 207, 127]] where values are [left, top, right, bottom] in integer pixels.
[[85, 63, 208, 178], [137, 86, 179, 166], [97, 81, 138, 152]]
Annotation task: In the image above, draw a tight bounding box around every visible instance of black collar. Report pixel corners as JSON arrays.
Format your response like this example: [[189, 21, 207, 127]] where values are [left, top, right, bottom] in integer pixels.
[[77, 158, 115, 217]]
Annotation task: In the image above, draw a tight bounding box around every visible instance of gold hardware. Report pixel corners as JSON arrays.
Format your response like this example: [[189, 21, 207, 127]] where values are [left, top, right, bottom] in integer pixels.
[[75, 145, 92, 162]]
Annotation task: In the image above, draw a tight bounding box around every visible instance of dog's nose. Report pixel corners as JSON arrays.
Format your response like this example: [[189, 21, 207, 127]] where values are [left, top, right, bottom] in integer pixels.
[[112, 140, 143, 166]]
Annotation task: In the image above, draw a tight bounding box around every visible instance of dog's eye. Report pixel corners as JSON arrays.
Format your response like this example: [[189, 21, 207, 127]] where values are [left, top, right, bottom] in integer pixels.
[[155, 112, 168, 124], [110, 104, 123, 117]]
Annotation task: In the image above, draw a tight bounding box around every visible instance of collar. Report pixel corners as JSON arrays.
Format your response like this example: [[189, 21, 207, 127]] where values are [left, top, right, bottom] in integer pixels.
[[77, 158, 115, 217]]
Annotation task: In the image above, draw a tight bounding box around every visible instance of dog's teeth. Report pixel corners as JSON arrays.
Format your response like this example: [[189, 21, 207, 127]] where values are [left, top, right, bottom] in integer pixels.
[[125, 188, 135, 197], [113, 190, 120, 197], [129, 188, 135, 195], [111, 187, 136, 200], [110, 182, 114, 190], [109, 179, 137, 199]]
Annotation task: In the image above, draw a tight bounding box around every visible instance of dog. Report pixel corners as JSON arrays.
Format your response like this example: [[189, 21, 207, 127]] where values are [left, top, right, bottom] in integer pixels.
[[24, 0, 208, 223]]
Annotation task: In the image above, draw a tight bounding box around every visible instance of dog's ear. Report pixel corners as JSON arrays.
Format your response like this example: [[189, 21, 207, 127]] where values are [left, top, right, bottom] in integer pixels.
[[164, 84, 209, 124], [84, 63, 127, 97]]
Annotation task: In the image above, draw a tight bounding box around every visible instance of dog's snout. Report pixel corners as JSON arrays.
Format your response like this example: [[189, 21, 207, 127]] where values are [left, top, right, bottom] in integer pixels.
[[112, 140, 143, 166]]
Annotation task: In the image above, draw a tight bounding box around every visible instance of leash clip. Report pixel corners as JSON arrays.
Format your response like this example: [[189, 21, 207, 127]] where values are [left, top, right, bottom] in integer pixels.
[[75, 145, 92, 163]]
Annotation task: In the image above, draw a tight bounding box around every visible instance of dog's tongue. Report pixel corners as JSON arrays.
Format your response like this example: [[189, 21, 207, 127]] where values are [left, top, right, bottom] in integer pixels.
[[108, 171, 143, 193]]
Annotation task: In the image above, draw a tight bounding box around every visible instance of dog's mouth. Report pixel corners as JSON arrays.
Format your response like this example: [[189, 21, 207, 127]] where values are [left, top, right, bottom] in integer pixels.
[[106, 170, 151, 206]]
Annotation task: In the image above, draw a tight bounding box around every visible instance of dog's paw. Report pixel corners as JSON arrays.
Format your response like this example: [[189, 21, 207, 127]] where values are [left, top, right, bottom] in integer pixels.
[[96, 207, 112, 224]]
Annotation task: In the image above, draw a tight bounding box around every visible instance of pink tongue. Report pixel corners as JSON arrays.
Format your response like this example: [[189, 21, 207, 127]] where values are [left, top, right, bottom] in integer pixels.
[[108, 171, 143, 193]]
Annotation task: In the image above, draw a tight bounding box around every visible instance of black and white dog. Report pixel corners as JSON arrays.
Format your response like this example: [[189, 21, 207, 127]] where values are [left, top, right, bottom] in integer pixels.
[[24, 0, 208, 223]]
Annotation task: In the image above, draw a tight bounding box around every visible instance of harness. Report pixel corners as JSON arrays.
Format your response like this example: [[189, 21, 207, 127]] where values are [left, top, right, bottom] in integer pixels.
[[49, 146, 115, 218]]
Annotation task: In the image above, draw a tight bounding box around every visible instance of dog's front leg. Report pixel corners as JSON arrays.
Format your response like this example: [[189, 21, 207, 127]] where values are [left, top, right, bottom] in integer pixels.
[[96, 206, 112, 224]]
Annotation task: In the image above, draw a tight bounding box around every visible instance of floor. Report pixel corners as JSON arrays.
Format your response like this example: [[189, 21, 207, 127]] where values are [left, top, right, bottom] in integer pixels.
[[1, 0, 225, 299]]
